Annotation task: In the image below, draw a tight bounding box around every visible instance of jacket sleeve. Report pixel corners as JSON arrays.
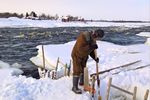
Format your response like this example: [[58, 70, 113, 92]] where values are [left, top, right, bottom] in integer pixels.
[[90, 50, 96, 59]]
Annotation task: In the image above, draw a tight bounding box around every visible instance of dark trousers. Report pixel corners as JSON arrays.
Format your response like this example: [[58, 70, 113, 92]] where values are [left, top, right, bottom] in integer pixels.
[[72, 55, 88, 76]]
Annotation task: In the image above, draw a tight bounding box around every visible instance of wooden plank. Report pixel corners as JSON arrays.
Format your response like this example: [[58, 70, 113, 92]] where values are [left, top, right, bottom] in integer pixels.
[[90, 60, 141, 77], [133, 86, 137, 100], [108, 64, 150, 77], [84, 67, 89, 89], [144, 89, 149, 100], [111, 84, 133, 95], [106, 78, 112, 100]]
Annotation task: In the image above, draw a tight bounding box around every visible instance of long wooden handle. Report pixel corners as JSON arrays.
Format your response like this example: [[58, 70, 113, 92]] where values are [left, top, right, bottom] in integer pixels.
[[94, 50, 101, 98], [94, 50, 100, 85]]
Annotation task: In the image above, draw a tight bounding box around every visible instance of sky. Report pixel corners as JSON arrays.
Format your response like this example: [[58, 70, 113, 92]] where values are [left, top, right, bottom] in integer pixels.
[[0, 0, 150, 21]]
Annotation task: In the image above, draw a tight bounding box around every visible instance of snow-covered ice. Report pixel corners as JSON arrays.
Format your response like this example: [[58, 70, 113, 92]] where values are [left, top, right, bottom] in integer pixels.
[[137, 32, 150, 46], [0, 17, 150, 100], [31, 40, 150, 100], [0, 40, 149, 100]]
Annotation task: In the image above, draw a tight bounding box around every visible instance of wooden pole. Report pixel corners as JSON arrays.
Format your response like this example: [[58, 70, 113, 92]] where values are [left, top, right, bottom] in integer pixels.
[[64, 63, 67, 76], [91, 75, 96, 97], [41, 45, 46, 78], [42, 45, 45, 70], [67, 60, 71, 76], [52, 71, 55, 79], [52, 57, 59, 79], [55, 57, 59, 71], [106, 78, 112, 100], [144, 89, 149, 100], [133, 86, 137, 100]]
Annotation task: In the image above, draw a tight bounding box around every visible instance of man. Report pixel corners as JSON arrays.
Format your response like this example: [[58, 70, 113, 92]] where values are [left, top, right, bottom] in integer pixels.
[[71, 29, 104, 94]]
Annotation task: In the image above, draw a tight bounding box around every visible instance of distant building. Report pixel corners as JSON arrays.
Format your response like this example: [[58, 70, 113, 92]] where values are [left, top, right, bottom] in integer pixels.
[[61, 15, 85, 22], [25, 11, 39, 20]]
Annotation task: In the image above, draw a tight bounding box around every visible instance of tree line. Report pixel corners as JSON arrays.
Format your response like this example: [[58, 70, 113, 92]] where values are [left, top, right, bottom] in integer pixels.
[[0, 11, 85, 22], [0, 12, 24, 18]]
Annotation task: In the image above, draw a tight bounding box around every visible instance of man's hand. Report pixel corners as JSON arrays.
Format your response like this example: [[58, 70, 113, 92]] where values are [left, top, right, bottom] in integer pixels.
[[95, 57, 99, 63], [90, 44, 98, 49]]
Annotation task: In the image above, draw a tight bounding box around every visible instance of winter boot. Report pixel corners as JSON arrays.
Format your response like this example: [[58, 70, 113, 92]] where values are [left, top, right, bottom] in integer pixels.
[[79, 74, 84, 86], [72, 76, 82, 94]]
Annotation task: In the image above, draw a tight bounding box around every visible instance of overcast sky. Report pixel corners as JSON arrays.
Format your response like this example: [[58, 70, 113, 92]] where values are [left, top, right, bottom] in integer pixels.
[[0, 0, 150, 21]]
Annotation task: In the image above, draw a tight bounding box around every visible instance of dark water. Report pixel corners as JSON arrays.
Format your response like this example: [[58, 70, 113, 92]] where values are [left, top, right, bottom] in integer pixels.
[[0, 26, 149, 77]]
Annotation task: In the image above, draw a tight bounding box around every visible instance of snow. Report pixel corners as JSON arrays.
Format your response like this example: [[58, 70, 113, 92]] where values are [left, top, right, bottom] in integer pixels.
[[146, 38, 150, 45], [31, 41, 150, 72], [137, 32, 150, 38], [30, 42, 75, 70], [0, 17, 150, 28], [0, 61, 23, 82], [0, 18, 150, 100], [0, 60, 10, 68], [0, 75, 95, 100], [137, 32, 150, 46], [1, 40, 150, 100]]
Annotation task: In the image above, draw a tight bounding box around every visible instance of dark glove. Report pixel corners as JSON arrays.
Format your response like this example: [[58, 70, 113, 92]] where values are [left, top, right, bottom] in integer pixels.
[[95, 57, 99, 63], [90, 44, 98, 49]]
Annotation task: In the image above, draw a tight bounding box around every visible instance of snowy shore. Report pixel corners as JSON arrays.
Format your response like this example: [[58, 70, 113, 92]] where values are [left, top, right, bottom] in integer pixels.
[[0, 17, 150, 28]]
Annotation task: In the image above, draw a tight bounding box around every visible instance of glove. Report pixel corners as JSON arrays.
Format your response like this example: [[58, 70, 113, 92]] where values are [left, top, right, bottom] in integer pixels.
[[95, 57, 99, 63], [90, 44, 98, 49]]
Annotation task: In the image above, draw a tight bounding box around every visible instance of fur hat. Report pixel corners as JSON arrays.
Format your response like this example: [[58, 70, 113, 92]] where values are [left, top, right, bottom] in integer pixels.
[[94, 29, 104, 38]]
